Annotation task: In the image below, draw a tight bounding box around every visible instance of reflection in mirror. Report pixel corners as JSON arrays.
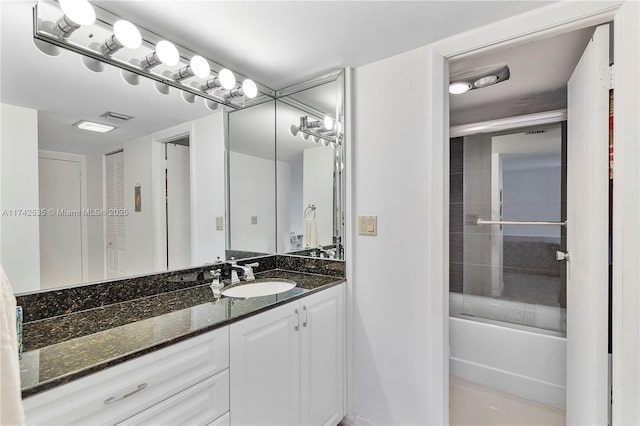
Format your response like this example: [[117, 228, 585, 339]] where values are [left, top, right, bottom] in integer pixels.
[[1, 2, 226, 294], [276, 72, 345, 259], [226, 101, 277, 259]]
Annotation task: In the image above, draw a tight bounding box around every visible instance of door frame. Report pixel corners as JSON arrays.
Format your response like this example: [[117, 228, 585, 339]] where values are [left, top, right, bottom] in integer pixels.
[[38, 149, 89, 282], [425, 1, 639, 423]]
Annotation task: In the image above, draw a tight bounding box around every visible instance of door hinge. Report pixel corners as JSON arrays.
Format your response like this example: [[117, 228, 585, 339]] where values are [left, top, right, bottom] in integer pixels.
[[609, 64, 614, 90]]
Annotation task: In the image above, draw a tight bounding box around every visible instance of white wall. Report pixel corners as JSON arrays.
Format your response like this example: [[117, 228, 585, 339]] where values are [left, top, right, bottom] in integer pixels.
[[229, 151, 276, 254], [123, 136, 155, 276], [0, 103, 40, 294], [186, 113, 226, 265], [303, 146, 334, 247], [277, 159, 291, 253], [352, 46, 439, 425]]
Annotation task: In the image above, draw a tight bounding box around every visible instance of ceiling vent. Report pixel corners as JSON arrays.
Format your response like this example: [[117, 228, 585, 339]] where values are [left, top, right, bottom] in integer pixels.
[[525, 130, 546, 135], [100, 111, 134, 121]]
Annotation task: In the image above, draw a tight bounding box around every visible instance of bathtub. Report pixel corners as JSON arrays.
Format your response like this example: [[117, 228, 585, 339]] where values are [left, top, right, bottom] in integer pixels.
[[449, 293, 567, 408]]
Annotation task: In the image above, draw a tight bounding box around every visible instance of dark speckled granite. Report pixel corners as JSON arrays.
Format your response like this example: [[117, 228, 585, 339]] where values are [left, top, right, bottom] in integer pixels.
[[19, 268, 344, 398], [16, 256, 277, 322], [277, 255, 345, 277]]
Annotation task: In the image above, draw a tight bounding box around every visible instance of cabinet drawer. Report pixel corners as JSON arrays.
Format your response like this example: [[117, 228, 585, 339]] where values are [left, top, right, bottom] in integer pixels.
[[119, 369, 229, 426], [24, 327, 229, 426]]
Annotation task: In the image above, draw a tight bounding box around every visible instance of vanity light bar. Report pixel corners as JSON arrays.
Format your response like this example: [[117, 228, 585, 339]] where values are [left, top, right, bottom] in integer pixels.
[[33, 1, 272, 110]]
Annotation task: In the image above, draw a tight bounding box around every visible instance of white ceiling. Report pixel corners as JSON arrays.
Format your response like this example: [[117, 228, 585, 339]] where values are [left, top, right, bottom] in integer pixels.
[[96, 1, 556, 89], [449, 26, 594, 125], [1, 0, 564, 158]]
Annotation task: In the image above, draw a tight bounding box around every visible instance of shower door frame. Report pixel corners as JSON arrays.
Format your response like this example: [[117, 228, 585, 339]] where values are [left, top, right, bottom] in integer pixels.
[[425, 1, 639, 424]]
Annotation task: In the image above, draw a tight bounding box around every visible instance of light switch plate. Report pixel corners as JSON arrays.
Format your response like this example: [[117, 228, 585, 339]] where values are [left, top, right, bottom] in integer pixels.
[[251, 216, 258, 225], [358, 216, 377, 236], [216, 216, 224, 231]]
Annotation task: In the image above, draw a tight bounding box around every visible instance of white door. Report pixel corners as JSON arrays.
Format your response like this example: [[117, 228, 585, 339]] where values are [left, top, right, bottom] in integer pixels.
[[105, 151, 125, 278], [566, 24, 610, 425], [230, 301, 300, 426], [38, 156, 83, 288], [300, 285, 345, 426], [166, 143, 191, 269]]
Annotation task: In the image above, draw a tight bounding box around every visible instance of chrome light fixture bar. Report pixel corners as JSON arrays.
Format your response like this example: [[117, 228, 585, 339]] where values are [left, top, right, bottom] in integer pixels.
[[32, 0, 274, 110]]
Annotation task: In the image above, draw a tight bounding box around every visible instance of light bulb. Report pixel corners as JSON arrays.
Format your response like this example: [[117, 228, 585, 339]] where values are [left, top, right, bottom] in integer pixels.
[[242, 79, 258, 99], [449, 82, 471, 95], [218, 69, 236, 90], [156, 40, 179, 66], [300, 132, 309, 141], [113, 20, 142, 49], [60, 0, 96, 26], [289, 124, 299, 137], [190, 56, 210, 79], [323, 116, 333, 130]]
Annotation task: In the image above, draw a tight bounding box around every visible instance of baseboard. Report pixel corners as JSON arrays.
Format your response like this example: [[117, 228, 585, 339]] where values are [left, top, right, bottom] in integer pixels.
[[451, 357, 566, 408], [340, 414, 356, 426], [352, 415, 378, 426]]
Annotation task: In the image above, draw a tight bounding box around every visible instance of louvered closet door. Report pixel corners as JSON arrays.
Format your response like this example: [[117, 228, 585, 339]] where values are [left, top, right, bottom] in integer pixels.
[[106, 151, 125, 278]]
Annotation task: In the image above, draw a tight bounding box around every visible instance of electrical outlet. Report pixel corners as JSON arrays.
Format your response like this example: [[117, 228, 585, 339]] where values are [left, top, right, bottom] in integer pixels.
[[216, 216, 224, 231], [358, 216, 377, 236], [251, 216, 258, 225]]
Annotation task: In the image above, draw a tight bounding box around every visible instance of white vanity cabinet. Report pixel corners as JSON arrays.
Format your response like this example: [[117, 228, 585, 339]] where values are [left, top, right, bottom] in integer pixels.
[[230, 284, 345, 426], [23, 326, 230, 426]]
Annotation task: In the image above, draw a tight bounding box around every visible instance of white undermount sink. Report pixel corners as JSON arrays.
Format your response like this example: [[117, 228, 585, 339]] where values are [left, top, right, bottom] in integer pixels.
[[221, 280, 296, 299]]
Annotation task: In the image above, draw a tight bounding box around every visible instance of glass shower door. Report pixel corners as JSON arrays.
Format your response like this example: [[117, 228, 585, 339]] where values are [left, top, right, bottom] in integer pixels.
[[449, 124, 566, 334]]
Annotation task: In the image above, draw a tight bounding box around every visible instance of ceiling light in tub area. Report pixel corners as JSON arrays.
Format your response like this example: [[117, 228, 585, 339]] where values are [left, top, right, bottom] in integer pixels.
[[450, 63, 510, 94]]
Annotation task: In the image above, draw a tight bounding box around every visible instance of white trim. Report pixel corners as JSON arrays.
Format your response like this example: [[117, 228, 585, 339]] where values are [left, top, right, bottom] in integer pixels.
[[426, 1, 625, 421], [150, 123, 194, 272], [38, 150, 89, 282], [102, 146, 123, 279], [612, 2, 640, 424], [450, 109, 567, 138], [344, 67, 355, 422]]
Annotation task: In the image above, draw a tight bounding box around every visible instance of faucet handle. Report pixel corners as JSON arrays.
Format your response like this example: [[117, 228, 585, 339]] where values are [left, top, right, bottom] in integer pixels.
[[245, 262, 259, 268]]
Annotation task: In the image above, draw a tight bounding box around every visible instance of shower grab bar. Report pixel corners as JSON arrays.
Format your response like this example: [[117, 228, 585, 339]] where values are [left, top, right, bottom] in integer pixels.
[[477, 219, 566, 226]]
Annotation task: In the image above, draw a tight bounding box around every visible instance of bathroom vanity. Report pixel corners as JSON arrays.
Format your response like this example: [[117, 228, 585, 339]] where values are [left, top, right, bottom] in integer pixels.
[[18, 256, 346, 426]]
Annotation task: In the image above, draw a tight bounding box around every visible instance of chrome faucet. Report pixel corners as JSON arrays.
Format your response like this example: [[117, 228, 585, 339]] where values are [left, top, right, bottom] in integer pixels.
[[222, 259, 260, 284], [317, 247, 336, 259]]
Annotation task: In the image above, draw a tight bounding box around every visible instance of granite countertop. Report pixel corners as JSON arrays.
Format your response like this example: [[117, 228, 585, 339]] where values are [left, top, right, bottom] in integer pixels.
[[20, 269, 344, 398]]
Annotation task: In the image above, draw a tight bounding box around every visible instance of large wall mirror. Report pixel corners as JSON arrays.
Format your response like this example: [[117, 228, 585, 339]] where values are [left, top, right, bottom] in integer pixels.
[[225, 71, 345, 260], [275, 72, 345, 259], [1, 1, 228, 294]]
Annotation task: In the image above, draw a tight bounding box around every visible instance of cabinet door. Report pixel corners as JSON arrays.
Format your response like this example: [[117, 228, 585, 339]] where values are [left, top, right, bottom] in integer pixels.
[[230, 301, 300, 426], [300, 285, 345, 426]]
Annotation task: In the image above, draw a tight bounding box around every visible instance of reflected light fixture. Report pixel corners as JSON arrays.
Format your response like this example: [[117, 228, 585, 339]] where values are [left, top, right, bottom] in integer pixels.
[[101, 20, 142, 55], [289, 124, 300, 137], [225, 78, 258, 99], [73, 120, 116, 133], [174, 55, 210, 81], [56, 0, 96, 38], [201, 68, 236, 91], [323, 116, 333, 130], [140, 40, 179, 69]]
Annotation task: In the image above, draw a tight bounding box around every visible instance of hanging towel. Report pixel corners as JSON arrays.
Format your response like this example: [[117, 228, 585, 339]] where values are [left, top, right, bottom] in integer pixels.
[[303, 219, 318, 248], [1, 265, 26, 426]]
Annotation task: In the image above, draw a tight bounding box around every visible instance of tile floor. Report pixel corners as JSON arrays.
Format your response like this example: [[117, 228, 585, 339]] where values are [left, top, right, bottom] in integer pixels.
[[450, 377, 565, 426]]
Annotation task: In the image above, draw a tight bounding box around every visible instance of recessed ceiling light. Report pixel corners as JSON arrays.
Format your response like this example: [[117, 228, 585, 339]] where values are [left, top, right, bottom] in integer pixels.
[[73, 120, 116, 133], [449, 82, 472, 95]]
